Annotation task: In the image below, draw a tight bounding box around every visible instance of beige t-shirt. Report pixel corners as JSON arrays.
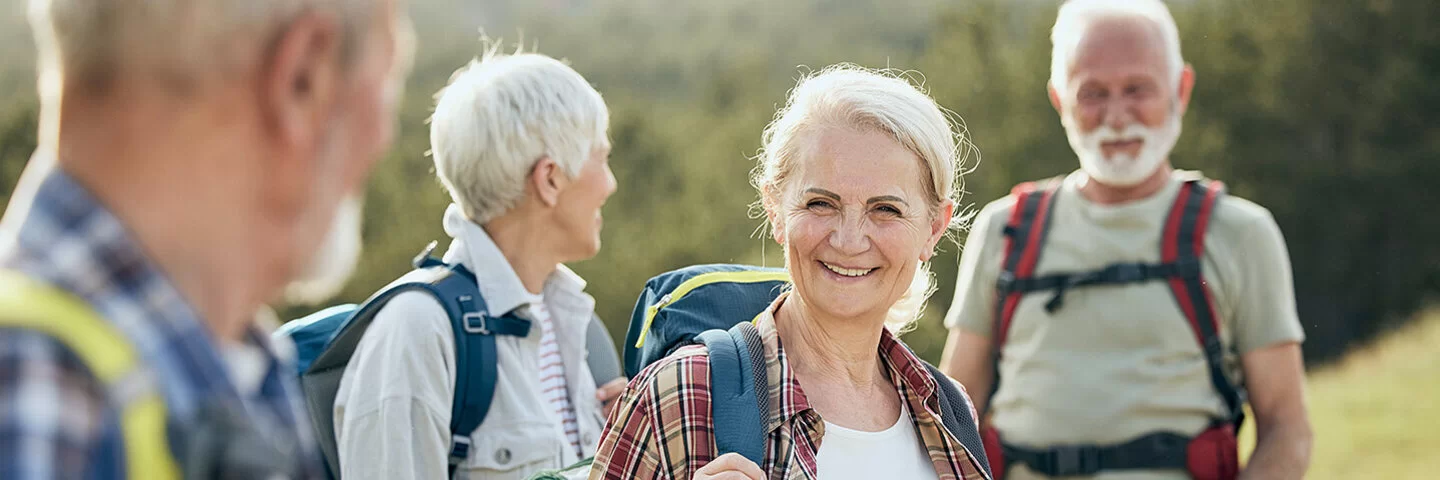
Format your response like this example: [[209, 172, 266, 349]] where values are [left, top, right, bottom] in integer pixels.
[[944, 170, 1305, 480]]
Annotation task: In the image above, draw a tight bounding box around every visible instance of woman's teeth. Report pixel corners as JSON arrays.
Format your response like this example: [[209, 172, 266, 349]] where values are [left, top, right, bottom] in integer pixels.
[[822, 262, 874, 277]]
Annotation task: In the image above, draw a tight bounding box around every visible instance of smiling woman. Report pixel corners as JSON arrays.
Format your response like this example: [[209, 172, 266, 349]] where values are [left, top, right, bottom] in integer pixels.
[[588, 64, 989, 480]]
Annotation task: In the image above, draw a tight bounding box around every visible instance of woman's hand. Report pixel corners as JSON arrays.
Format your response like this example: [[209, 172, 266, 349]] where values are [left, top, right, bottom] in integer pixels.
[[693, 453, 764, 480]]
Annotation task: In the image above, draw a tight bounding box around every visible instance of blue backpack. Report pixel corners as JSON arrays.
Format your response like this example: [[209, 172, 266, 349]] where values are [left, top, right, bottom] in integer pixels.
[[275, 244, 533, 478], [625, 264, 993, 477]]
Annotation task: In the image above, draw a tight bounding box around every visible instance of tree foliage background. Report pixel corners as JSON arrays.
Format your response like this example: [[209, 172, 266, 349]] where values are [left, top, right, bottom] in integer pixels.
[[1, 0, 1436, 366]]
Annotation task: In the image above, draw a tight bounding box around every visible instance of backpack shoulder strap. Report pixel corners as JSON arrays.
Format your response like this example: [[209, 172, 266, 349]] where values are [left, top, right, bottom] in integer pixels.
[[986, 178, 1062, 414], [696, 322, 769, 465], [1160, 179, 1245, 428], [0, 271, 180, 480], [923, 361, 994, 480]]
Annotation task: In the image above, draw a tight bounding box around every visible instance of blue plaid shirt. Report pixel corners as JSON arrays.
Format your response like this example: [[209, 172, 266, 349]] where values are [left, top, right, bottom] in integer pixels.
[[0, 167, 323, 479]]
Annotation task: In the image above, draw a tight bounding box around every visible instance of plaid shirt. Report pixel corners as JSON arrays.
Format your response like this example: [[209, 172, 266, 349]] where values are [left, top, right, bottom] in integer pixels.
[[0, 166, 322, 479], [588, 293, 987, 480]]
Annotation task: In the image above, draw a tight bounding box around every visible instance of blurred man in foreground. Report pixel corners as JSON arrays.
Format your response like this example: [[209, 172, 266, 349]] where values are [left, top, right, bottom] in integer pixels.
[[939, 1, 1312, 479], [0, 0, 414, 478], [331, 47, 623, 479]]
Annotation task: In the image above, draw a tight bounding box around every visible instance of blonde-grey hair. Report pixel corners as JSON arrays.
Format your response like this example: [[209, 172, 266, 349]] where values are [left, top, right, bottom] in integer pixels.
[[752, 64, 974, 332], [428, 44, 610, 225]]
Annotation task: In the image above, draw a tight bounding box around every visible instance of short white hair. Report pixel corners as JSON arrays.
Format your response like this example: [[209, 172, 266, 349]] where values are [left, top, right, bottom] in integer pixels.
[[1049, 0, 1184, 94], [429, 48, 609, 224], [28, 0, 379, 93], [753, 64, 973, 332]]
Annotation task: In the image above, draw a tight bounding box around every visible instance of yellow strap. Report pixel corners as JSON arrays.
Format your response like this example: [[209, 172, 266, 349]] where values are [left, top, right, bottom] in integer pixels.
[[634, 270, 791, 348], [0, 271, 180, 480]]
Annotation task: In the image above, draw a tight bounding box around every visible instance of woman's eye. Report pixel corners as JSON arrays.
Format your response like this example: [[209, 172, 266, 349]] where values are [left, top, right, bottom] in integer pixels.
[[806, 200, 835, 210], [875, 205, 902, 216]]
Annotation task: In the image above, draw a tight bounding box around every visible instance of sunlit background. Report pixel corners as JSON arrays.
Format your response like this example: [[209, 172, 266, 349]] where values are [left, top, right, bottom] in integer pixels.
[[2, 1, 1437, 476]]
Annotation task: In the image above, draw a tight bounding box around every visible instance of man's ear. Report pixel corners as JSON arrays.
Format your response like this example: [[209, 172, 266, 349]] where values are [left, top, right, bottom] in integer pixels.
[[1176, 64, 1196, 116], [1048, 82, 1064, 115], [923, 199, 955, 261], [531, 156, 564, 207], [260, 12, 342, 154]]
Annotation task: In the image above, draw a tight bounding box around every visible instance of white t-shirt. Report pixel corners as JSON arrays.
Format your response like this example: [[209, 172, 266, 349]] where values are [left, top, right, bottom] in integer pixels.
[[814, 401, 939, 480]]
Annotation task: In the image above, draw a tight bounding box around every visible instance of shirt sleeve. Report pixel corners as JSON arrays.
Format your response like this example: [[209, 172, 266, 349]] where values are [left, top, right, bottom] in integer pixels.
[[334, 292, 456, 480], [0, 331, 113, 480], [1228, 208, 1306, 354], [943, 199, 1012, 336], [587, 374, 663, 480]]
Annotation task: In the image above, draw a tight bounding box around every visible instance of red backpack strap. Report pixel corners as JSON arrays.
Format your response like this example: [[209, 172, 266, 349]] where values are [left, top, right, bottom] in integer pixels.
[[1161, 179, 1244, 428], [984, 179, 1062, 414]]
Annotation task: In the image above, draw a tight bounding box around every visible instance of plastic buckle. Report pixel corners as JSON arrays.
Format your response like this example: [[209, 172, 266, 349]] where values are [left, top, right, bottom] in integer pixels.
[[448, 435, 472, 463], [1112, 263, 1145, 283], [1049, 446, 1101, 476], [462, 312, 491, 334], [996, 271, 1017, 292]]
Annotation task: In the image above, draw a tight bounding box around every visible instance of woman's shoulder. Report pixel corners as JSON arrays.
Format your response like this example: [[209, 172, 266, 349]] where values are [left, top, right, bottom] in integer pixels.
[[627, 344, 714, 401]]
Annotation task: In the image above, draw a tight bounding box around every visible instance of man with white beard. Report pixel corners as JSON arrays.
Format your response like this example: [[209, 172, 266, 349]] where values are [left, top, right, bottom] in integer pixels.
[[938, 1, 1312, 479]]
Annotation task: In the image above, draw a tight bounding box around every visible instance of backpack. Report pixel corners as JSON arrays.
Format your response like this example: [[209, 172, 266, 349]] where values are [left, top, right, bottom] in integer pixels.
[[275, 243, 533, 479], [622, 264, 995, 476], [980, 177, 1244, 479], [0, 270, 180, 480]]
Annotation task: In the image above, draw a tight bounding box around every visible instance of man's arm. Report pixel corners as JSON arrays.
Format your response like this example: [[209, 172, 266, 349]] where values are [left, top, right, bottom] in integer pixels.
[[940, 328, 995, 415], [0, 332, 111, 480], [1238, 342, 1312, 480], [334, 293, 456, 480]]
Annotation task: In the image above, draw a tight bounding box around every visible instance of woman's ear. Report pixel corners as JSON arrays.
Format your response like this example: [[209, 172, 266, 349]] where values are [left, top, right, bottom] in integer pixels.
[[923, 199, 955, 261], [762, 185, 785, 244], [530, 156, 564, 207]]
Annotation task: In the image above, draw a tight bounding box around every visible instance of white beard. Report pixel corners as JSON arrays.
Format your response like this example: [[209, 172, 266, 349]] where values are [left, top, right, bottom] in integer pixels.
[[1066, 111, 1181, 187], [284, 195, 364, 304]]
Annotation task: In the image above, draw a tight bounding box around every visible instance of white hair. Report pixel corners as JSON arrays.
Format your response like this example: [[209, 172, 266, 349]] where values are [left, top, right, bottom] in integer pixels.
[[1049, 0, 1185, 94], [753, 64, 973, 332], [27, 0, 377, 92], [429, 48, 610, 225]]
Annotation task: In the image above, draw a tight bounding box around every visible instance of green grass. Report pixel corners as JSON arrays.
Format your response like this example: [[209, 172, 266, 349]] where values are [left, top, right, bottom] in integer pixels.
[[1239, 309, 1440, 478]]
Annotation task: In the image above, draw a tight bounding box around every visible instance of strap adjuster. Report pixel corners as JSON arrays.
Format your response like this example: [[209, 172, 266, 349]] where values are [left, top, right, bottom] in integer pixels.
[[1047, 446, 1101, 476], [448, 435, 472, 464], [462, 311, 491, 334]]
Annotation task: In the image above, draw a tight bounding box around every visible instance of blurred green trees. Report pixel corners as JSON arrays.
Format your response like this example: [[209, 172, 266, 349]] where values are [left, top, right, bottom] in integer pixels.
[[1, 0, 1435, 365]]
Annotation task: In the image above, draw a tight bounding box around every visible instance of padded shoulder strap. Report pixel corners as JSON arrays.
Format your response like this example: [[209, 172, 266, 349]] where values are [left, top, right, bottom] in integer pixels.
[[1161, 179, 1244, 428], [0, 271, 180, 480], [986, 179, 1062, 415], [696, 322, 769, 465], [923, 362, 993, 480]]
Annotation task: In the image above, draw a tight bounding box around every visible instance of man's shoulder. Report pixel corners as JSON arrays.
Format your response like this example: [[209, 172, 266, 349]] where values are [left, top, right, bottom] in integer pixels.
[[0, 329, 111, 441]]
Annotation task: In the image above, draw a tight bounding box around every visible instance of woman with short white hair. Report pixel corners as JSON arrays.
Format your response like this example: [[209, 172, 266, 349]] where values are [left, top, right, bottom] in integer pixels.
[[589, 64, 989, 479], [333, 46, 627, 480]]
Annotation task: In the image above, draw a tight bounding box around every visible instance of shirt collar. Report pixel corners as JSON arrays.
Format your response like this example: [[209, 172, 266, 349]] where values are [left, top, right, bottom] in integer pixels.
[[441, 204, 543, 317], [753, 292, 943, 433]]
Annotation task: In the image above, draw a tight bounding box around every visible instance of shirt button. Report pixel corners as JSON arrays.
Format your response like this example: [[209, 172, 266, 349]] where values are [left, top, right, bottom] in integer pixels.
[[495, 448, 512, 465]]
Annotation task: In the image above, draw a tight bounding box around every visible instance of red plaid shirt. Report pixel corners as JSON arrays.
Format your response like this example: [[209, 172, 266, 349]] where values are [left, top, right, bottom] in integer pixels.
[[589, 294, 988, 479]]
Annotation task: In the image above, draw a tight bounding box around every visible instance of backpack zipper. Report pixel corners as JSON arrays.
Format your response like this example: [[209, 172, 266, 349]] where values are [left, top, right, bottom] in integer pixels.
[[633, 270, 791, 348]]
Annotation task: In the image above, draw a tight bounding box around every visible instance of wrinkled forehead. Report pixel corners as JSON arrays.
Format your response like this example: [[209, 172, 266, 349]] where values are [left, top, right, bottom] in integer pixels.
[[1069, 15, 1170, 81]]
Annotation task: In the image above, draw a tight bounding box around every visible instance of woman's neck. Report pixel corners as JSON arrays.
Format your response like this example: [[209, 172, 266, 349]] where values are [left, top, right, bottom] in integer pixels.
[[774, 293, 887, 388]]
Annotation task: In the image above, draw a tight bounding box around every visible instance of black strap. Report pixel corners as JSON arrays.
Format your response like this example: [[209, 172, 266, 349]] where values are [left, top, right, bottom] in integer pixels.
[[987, 180, 1062, 416], [923, 362, 994, 480], [997, 258, 1203, 313], [1167, 180, 1245, 429], [1002, 432, 1189, 477]]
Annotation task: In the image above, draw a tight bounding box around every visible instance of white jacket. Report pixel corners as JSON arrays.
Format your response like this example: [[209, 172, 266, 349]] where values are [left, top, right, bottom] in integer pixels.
[[333, 205, 606, 479]]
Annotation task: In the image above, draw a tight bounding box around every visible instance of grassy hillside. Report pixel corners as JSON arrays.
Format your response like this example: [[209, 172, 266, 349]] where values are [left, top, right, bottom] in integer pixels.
[[1239, 309, 1440, 478]]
